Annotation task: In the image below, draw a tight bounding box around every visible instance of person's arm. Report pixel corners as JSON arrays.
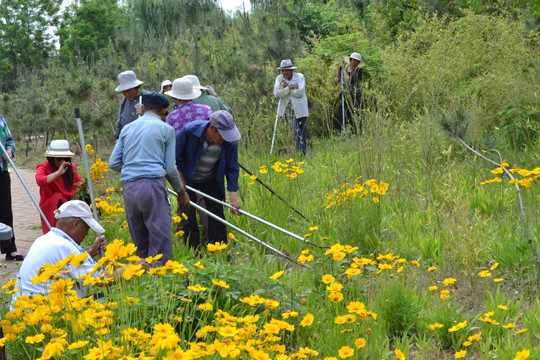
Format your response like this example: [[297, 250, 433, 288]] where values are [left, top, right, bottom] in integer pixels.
[[108, 136, 124, 172], [114, 99, 124, 140], [290, 73, 306, 98], [225, 143, 241, 215], [273, 75, 289, 99], [1, 116, 15, 162], [45, 161, 71, 184]]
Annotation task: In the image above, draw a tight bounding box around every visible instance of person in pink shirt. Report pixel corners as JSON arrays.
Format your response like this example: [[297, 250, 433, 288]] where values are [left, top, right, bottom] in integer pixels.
[[165, 78, 212, 134], [35, 140, 83, 234]]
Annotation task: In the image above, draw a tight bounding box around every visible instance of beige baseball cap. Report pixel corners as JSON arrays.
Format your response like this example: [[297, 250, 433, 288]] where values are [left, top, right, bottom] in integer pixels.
[[55, 200, 105, 234]]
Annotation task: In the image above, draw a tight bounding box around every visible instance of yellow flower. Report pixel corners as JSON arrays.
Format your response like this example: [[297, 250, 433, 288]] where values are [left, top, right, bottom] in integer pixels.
[[490, 262, 499, 270], [122, 264, 145, 280], [270, 271, 284, 280], [411, 260, 420, 267], [443, 278, 457, 286], [502, 322, 516, 329], [354, 337, 366, 348], [448, 321, 467, 332], [228, 233, 235, 239], [493, 278, 504, 282], [429, 285, 438, 291], [25, 334, 45, 344], [175, 230, 185, 237], [300, 313, 314, 327], [181, 212, 188, 220], [478, 270, 492, 277], [394, 349, 406, 360], [187, 284, 207, 292], [328, 291, 344, 302], [427, 266, 438, 272], [207, 241, 227, 252], [345, 267, 361, 277], [454, 350, 467, 358], [338, 346, 354, 359], [429, 323, 444, 330], [212, 279, 230, 288], [146, 254, 163, 264], [171, 215, 181, 223], [322, 274, 335, 284], [68, 340, 89, 349], [440, 289, 450, 300], [2, 279, 17, 290], [372, 197, 379, 204], [513, 349, 530, 360], [514, 328, 528, 334], [198, 303, 213, 311], [309, 226, 318, 231], [497, 304, 508, 311]]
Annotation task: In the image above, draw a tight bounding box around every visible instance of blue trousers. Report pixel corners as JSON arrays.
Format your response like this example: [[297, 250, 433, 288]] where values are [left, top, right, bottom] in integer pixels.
[[293, 117, 308, 155], [123, 177, 172, 266]]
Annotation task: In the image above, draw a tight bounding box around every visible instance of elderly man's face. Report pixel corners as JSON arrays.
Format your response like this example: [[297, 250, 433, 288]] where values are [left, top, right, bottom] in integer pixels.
[[350, 59, 360, 69], [122, 87, 140, 101], [281, 69, 294, 80], [163, 85, 171, 93]]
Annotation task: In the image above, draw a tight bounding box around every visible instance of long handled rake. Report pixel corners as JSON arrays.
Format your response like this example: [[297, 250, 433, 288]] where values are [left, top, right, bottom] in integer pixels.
[[185, 185, 327, 249], [167, 188, 309, 268]]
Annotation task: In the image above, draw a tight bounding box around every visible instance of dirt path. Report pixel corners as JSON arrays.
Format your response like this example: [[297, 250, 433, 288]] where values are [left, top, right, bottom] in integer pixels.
[[0, 167, 42, 285]]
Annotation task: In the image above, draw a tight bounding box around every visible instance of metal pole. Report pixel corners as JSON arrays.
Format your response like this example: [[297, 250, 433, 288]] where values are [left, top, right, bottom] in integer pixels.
[[75, 109, 99, 225], [238, 163, 310, 222], [186, 185, 327, 248], [167, 188, 309, 268], [341, 68, 346, 133], [270, 99, 280, 154], [0, 142, 52, 230]]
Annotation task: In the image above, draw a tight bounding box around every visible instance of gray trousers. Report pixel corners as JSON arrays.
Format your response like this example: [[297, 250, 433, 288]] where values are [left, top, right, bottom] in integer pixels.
[[123, 177, 172, 266]]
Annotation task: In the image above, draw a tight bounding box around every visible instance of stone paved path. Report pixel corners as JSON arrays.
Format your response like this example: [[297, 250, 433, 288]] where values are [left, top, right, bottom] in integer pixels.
[[0, 167, 42, 285]]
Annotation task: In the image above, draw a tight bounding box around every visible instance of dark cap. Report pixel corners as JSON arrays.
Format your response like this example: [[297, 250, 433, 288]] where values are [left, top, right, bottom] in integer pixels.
[[209, 111, 241, 142], [141, 91, 169, 108]]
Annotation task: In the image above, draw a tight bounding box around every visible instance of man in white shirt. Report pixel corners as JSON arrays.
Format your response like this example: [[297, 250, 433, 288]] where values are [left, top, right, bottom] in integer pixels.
[[273, 59, 309, 154], [11, 201, 107, 306]]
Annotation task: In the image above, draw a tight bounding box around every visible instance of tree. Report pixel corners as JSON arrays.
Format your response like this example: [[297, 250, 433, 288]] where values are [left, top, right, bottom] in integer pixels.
[[0, 0, 62, 90], [58, 0, 126, 63]]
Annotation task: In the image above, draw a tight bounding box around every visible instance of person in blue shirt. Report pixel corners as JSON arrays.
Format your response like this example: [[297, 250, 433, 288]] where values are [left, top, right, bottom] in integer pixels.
[[175, 111, 241, 249], [109, 92, 190, 266]]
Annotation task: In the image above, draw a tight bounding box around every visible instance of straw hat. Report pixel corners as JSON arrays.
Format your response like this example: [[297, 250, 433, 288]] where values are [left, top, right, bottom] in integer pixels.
[[45, 140, 75, 157], [276, 59, 297, 70], [343, 52, 366, 68], [165, 78, 201, 100], [115, 70, 144, 92]]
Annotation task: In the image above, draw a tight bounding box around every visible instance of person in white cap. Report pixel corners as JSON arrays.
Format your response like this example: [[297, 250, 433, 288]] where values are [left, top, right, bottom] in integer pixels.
[[337, 52, 366, 127], [35, 139, 83, 234], [175, 111, 241, 249], [165, 78, 212, 135], [10, 200, 108, 304], [160, 79, 172, 94], [273, 59, 309, 154], [114, 70, 145, 140], [183, 75, 233, 114]]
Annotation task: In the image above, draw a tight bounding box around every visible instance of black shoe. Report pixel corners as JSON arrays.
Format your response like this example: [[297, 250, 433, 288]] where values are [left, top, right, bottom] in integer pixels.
[[6, 254, 24, 261]]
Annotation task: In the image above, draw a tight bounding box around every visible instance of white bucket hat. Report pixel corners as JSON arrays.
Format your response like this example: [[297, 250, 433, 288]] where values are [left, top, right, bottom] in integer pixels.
[[165, 78, 201, 100], [45, 140, 76, 157], [160, 80, 172, 93], [344, 52, 366, 68], [115, 70, 144, 92], [183, 75, 210, 91], [276, 59, 297, 70], [55, 200, 105, 234]]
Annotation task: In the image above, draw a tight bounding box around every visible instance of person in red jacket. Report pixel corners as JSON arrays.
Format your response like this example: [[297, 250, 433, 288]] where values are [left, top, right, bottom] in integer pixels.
[[36, 140, 83, 234]]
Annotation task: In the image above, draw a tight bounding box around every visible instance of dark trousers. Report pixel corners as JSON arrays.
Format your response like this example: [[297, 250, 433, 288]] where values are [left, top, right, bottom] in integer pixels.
[[293, 117, 308, 155], [0, 171, 16, 254], [178, 179, 226, 249]]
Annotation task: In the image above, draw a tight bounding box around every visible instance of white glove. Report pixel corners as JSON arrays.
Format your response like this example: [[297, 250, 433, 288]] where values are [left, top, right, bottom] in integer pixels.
[[205, 85, 218, 97]]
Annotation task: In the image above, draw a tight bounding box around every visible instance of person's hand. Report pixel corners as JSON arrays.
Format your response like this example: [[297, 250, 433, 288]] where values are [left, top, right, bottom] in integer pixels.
[[89, 235, 107, 257], [205, 85, 218, 97], [1, 148, 13, 162], [135, 103, 143, 115], [57, 161, 71, 175], [289, 84, 298, 90], [229, 192, 241, 215], [178, 188, 190, 207], [136, 258, 149, 270], [280, 81, 288, 88]]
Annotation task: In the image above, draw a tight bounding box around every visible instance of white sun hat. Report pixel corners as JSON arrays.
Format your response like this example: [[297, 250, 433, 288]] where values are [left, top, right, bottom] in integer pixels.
[[165, 78, 201, 100], [344, 52, 366, 68], [55, 200, 105, 234], [115, 70, 144, 92], [160, 80, 172, 93], [183, 75, 210, 91], [45, 140, 76, 157]]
